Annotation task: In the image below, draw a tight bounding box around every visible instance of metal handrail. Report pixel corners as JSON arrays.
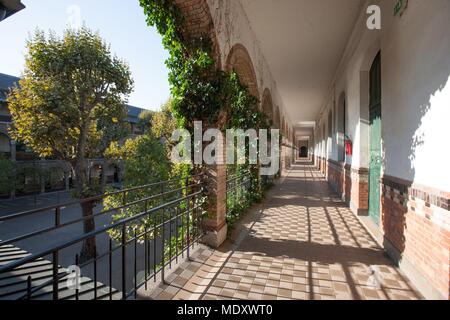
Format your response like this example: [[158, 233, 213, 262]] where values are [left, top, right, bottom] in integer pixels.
[[0, 181, 201, 247], [0, 174, 206, 300], [0, 190, 202, 275], [0, 174, 203, 222]]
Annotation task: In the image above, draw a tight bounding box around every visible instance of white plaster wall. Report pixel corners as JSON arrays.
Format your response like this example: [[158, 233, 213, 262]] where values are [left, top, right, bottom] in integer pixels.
[[207, 0, 290, 134], [316, 0, 381, 169], [316, 0, 450, 192], [380, 0, 450, 191]]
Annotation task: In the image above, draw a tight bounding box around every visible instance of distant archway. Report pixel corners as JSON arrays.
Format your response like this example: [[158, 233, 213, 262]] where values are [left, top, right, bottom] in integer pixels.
[[300, 146, 308, 158]]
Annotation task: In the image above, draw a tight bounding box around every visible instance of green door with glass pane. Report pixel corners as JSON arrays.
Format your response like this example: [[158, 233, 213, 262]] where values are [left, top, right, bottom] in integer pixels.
[[369, 52, 382, 224]]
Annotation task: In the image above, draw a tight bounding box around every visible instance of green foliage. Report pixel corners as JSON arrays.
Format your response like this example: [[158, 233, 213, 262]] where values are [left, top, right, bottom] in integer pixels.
[[0, 156, 14, 195], [150, 99, 178, 141], [139, 0, 271, 232], [106, 134, 172, 187], [139, 0, 269, 131], [8, 27, 133, 161], [104, 132, 191, 241]]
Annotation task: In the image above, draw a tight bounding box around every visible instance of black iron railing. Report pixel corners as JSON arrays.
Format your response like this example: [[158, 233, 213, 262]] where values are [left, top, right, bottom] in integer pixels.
[[0, 175, 205, 300], [0, 176, 201, 247]]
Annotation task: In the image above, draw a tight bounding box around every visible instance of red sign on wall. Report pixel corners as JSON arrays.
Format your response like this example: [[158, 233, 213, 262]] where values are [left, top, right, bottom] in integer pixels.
[[345, 139, 353, 156]]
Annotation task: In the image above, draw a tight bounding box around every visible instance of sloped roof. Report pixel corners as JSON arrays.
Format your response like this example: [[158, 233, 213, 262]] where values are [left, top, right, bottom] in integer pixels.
[[0, 73, 19, 101], [0, 0, 25, 21], [0, 73, 146, 121]]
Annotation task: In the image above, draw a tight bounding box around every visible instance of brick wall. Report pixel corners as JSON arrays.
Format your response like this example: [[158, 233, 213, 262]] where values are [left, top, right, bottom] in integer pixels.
[[382, 175, 450, 299], [322, 160, 449, 298], [327, 159, 345, 196], [322, 159, 368, 213]]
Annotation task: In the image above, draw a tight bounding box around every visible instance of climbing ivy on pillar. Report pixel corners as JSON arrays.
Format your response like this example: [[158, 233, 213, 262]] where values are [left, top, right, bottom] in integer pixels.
[[140, 0, 269, 246]]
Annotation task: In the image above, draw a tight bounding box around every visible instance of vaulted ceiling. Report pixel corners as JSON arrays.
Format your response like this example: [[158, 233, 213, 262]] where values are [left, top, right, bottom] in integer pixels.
[[240, 0, 364, 136]]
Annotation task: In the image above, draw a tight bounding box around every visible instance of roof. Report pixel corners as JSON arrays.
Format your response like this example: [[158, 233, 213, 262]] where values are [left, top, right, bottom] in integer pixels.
[[0, 73, 20, 101], [0, 73, 147, 122], [0, 0, 26, 21], [126, 105, 146, 124]]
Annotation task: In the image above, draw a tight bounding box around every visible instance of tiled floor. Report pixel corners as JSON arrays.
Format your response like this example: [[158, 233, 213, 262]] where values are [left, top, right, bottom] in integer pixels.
[[139, 161, 421, 300]]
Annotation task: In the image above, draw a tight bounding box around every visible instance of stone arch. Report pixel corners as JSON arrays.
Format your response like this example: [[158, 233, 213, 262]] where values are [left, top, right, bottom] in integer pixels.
[[173, 0, 221, 68], [261, 88, 273, 125], [226, 44, 259, 99], [273, 106, 281, 129]]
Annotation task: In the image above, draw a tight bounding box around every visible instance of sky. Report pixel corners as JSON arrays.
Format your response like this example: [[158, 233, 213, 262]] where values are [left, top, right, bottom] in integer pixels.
[[0, 0, 171, 111]]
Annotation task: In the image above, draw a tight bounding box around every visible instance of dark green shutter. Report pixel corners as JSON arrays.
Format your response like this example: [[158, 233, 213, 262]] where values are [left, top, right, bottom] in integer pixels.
[[368, 52, 382, 224]]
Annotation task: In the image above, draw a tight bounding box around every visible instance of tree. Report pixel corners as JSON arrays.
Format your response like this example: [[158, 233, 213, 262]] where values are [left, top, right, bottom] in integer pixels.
[[7, 27, 133, 261], [104, 104, 189, 242], [150, 98, 177, 142], [104, 133, 188, 241], [0, 155, 14, 196]]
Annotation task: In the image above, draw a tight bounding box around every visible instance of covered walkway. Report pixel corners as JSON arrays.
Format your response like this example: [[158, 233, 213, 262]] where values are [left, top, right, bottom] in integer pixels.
[[140, 161, 420, 300]]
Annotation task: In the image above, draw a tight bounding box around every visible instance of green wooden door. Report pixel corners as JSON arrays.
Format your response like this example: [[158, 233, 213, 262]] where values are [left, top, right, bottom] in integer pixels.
[[369, 52, 382, 224]]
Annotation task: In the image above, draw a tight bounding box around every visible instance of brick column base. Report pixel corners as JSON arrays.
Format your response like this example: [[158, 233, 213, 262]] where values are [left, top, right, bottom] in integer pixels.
[[201, 135, 228, 248]]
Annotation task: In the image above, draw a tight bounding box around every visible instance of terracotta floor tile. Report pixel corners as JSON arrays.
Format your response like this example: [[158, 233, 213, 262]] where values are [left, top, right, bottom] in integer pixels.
[[142, 162, 421, 301]]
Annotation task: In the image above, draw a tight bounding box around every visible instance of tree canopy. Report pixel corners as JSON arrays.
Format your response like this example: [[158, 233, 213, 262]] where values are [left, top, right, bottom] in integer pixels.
[[7, 27, 134, 260], [7, 27, 133, 164]]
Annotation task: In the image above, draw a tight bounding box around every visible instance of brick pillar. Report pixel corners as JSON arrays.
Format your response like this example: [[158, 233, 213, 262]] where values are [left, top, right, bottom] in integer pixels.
[[202, 133, 227, 248]]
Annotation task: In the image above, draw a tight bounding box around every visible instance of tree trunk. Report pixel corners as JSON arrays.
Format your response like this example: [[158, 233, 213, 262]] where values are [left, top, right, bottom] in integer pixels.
[[74, 125, 97, 262], [80, 199, 96, 262]]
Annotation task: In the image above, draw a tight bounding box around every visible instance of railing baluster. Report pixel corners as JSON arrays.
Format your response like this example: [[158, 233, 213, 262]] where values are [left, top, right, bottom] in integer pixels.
[[52, 250, 59, 300], [161, 208, 165, 284], [75, 254, 79, 301], [169, 206, 172, 269], [175, 206, 179, 263], [109, 239, 112, 300], [185, 176, 190, 260], [94, 254, 97, 300], [181, 204, 185, 259], [55, 207, 61, 227], [144, 226, 148, 290], [121, 224, 127, 300], [187, 194, 190, 260], [153, 212, 157, 282], [134, 229, 137, 299], [27, 276, 32, 300]]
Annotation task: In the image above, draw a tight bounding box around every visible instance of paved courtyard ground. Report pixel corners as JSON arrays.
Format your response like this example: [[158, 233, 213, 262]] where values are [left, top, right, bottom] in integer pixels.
[[139, 161, 421, 300]]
